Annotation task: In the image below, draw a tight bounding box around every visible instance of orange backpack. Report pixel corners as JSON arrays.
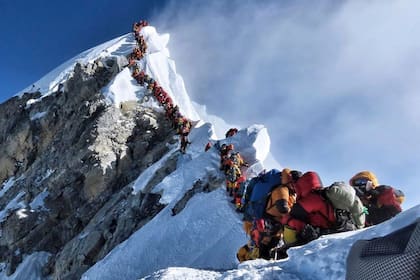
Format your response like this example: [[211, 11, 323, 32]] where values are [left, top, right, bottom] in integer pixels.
[[265, 185, 295, 221]]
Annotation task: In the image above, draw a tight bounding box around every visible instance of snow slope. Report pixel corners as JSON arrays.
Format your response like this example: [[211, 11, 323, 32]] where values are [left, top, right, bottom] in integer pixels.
[[96, 205, 420, 280], [81, 121, 269, 280]]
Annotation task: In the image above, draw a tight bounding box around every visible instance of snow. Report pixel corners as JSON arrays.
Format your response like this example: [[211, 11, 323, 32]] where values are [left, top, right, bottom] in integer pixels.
[[0, 177, 15, 198], [0, 191, 25, 222], [0, 252, 51, 280], [141, 267, 222, 280], [134, 122, 269, 205], [102, 68, 143, 106], [143, 206, 420, 280], [98, 25, 200, 123], [82, 188, 249, 280], [4, 23, 419, 280], [18, 34, 135, 106], [82, 197, 420, 280], [29, 188, 49, 211], [30, 111, 47, 121]]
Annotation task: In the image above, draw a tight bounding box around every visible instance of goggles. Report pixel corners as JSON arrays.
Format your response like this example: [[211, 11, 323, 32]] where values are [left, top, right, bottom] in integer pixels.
[[352, 177, 369, 187]]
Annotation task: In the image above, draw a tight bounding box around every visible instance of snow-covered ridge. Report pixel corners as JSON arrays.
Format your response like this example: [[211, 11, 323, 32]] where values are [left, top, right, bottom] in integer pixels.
[[17, 34, 133, 100]]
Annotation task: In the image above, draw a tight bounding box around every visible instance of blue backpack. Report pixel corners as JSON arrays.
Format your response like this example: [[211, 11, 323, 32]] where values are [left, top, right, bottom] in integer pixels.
[[244, 169, 282, 220]]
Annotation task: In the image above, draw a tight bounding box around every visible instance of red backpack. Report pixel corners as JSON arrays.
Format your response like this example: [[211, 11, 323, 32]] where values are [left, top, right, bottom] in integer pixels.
[[294, 171, 322, 199], [374, 186, 402, 212]]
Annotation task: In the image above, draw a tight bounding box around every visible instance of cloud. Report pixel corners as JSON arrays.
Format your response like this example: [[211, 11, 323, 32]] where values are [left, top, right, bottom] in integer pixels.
[[154, 0, 420, 208]]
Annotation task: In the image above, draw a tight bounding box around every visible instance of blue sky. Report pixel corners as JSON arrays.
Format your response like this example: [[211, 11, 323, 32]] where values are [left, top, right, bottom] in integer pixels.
[[0, 0, 166, 102], [0, 0, 419, 208]]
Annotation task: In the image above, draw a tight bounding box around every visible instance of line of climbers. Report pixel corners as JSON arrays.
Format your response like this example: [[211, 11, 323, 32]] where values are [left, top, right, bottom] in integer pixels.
[[205, 128, 252, 210], [129, 22, 406, 263], [128, 20, 192, 153], [233, 168, 405, 262]]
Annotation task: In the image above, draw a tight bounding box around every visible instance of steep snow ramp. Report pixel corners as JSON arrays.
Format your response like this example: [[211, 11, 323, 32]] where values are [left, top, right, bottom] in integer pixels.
[[102, 67, 146, 105], [141, 26, 200, 121], [81, 188, 248, 280], [82, 124, 270, 279], [0, 252, 51, 280]]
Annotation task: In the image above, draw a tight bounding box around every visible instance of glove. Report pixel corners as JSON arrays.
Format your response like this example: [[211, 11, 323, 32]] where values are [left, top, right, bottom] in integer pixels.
[[299, 224, 320, 242], [362, 206, 369, 215]]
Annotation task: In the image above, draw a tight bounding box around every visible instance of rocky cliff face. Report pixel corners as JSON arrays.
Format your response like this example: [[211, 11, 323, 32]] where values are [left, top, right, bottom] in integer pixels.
[[0, 58, 179, 279]]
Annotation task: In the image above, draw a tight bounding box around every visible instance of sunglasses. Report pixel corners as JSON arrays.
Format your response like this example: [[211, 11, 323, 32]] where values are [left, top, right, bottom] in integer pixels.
[[352, 178, 369, 187]]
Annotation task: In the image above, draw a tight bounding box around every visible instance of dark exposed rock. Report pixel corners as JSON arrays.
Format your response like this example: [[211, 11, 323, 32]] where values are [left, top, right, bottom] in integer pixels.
[[171, 173, 224, 216], [0, 57, 178, 278]]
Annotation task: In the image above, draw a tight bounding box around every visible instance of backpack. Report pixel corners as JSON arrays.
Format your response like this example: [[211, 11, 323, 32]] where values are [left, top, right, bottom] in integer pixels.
[[322, 181, 366, 229], [230, 152, 243, 166], [294, 171, 323, 199], [265, 185, 295, 221], [244, 169, 282, 220], [226, 165, 241, 183], [372, 185, 404, 210]]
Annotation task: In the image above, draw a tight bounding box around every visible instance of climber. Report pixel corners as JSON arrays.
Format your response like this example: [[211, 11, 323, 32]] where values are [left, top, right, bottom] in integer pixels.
[[204, 142, 212, 152], [265, 168, 298, 223], [161, 94, 173, 107], [176, 116, 191, 136], [349, 171, 404, 226], [127, 54, 137, 67], [153, 86, 162, 99], [245, 169, 300, 260], [225, 128, 238, 138], [131, 68, 145, 85], [178, 117, 192, 154], [219, 144, 228, 169], [132, 22, 141, 34], [136, 34, 146, 46], [155, 88, 169, 105], [180, 135, 190, 154], [229, 151, 249, 169], [237, 242, 260, 262], [132, 67, 141, 80], [233, 174, 247, 209], [136, 70, 146, 85], [225, 161, 241, 196], [133, 47, 144, 60], [280, 171, 337, 249], [139, 20, 149, 27], [250, 218, 283, 260], [220, 144, 235, 172], [143, 74, 154, 85], [132, 20, 148, 35], [135, 34, 147, 54], [170, 105, 181, 127], [164, 103, 174, 120], [146, 80, 157, 95]]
